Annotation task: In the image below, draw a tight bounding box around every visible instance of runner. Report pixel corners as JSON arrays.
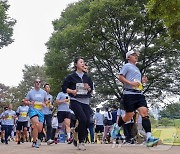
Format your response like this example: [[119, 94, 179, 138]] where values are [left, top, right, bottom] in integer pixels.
[[1, 104, 16, 144], [51, 113, 58, 144], [42, 83, 54, 145], [117, 50, 159, 147], [62, 57, 94, 150], [0, 106, 8, 143], [16, 99, 29, 144], [102, 106, 113, 143], [24, 78, 48, 148], [55, 91, 73, 144], [93, 108, 104, 144]]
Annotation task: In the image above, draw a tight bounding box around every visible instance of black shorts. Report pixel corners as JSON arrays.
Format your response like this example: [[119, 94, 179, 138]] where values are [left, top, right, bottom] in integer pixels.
[[16, 121, 28, 131], [57, 111, 71, 123], [123, 94, 147, 112], [1, 125, 5, 131], [95, 125, 104, 133]]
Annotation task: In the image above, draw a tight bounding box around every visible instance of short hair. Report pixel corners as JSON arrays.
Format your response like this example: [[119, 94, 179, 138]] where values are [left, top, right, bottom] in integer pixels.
[[43, 83, 49, 88], [96, 108, 100, 112], [112, 104, 117, 110]]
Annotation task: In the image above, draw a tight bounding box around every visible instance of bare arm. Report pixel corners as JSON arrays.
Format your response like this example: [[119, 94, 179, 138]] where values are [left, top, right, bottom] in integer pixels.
[[119, 74, 140, 87]]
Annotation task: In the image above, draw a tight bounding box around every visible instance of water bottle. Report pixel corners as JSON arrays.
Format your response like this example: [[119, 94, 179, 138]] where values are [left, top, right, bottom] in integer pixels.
[[59, 125, 65, 143]]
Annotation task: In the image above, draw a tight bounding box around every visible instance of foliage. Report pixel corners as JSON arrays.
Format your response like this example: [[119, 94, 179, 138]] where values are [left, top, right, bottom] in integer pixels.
[[147, 0, 180, 40], [159, 103, 180, 119], [16, 65, 49, 101], [158, 117, 174, 127], [45, 0, 180, 107], [0, 0, 16, 49]]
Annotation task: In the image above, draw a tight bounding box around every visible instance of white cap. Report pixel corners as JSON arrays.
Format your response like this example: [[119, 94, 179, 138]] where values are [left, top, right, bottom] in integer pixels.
[[126, 50, 136, 59]]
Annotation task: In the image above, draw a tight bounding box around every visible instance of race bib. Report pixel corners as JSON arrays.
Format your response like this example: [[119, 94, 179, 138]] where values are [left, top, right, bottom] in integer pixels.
[[133, 79, 143, 91], [7, 115, 12, 120], [76, 83, 88, 95], [20, 112, 27, 117], [34, 102, 43, 110]]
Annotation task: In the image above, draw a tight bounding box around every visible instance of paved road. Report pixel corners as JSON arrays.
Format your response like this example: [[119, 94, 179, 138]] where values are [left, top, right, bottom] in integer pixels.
[[0, 142, 180, 154]]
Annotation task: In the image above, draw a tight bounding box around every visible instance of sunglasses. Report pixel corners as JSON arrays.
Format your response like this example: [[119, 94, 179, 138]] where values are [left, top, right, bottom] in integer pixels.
[[35, 81, 41, 83]]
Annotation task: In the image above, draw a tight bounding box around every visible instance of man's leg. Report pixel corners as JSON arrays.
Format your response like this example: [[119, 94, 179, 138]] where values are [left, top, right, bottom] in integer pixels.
[[138, 107, 159, 147], [118, 112, 134, 127], [31, 116, 43, 148]]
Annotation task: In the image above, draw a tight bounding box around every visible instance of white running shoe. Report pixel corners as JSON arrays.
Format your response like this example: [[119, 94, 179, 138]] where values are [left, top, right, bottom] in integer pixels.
[[77, 143, 86, 151], [47, 139, 54, 145]]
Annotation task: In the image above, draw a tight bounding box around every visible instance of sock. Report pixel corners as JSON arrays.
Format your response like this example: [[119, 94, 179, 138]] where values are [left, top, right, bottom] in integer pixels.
[[67, 133, 71, 139], [142, 116, 151, 133], [55, 132, 58, 138], [146, 132, 152, 140]]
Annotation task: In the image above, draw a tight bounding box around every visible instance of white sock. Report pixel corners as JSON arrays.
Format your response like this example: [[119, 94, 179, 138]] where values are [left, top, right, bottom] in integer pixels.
[[146, 132, 152, 140], [67, 133, 71, 139]]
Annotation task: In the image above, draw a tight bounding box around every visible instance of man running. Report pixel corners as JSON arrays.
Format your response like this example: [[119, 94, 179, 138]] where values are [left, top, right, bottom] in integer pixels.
[[1, 104, 16, 144], [24, 78, 48, 148], [16, 99, 29, 144], [117, 50, 159, 147]]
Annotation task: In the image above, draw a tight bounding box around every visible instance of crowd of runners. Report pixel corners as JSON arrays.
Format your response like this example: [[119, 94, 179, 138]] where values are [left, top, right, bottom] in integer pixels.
[[0, 53, 159, 151]]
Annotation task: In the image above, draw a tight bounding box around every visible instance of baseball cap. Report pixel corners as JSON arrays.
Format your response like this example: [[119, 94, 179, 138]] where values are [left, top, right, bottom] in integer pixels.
[[126, 50, 138, 59]]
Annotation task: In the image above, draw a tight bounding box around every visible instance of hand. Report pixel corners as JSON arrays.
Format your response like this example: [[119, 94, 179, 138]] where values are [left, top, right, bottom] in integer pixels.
[[64, 98, 69, 103], [84, 83, 91, 91], [131, 81, 140, 87], [71, 90, 77, 96], [49, 104, 53, 109], [30, 101, 35, 106], [42, 103, 46, 107]]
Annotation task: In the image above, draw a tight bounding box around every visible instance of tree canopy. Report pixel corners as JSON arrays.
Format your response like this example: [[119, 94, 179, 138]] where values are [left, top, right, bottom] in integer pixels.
[[45, 0, 180, 107], [0, 0, 16, 49], [147, 0, 180, 40], [159, 103, 180, 119]]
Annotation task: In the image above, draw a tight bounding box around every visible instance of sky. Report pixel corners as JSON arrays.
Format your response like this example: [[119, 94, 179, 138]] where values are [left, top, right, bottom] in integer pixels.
[[0, 0, 79, 87]]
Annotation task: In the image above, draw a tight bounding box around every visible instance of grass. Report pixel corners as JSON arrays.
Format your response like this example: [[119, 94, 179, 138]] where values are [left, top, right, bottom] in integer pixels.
[[152, 126, 180, 145]]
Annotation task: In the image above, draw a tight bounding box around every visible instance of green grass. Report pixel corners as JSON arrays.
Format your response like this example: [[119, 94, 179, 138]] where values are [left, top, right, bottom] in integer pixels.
[[152, 126, 180, 145]]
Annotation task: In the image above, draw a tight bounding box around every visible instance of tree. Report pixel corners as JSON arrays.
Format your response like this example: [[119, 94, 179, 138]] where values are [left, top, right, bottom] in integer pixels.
[[159, 103, 180, 119], [0, 83, 19, 112], [0, 0, 16, 49], [17, 65, 49, 101], [147, 0, 180, 40], [158, 117, 173, 127], [45, 0, 180, 106]]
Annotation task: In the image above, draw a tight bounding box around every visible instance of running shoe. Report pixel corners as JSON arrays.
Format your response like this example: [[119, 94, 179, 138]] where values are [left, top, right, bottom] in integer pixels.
[[146, 136, 159, 147], [32, 142, 39, 148], [47, 139, 54, 145], [67, 137, 73, 144], [17, 141, 21, 144], [73, 140, 78, 147], [77, 143, 86, 151], [1, 139, 4, 143]]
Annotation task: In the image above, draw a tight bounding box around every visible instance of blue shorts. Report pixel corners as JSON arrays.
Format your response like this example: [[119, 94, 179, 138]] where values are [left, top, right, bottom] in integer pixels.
[[29, 107, 44, 123]]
